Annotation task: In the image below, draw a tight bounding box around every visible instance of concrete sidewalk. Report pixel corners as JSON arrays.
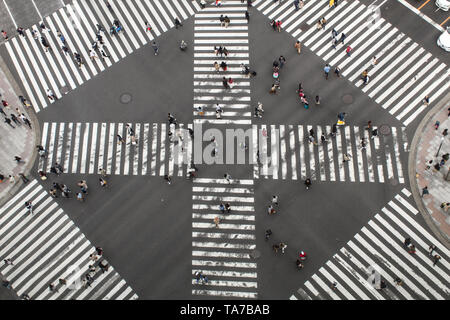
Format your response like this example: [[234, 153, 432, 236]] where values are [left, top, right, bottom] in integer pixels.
[[411, 91, 450, 248], [0, 54, 39, 207]]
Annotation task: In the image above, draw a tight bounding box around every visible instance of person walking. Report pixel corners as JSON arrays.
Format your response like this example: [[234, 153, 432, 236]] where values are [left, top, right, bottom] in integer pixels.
[[25, 201, 33, 215], [164, 174, 172, 184], [304, 178, 311, 189], [151, 41, 159, 55], [276, 20, 282, 32], [315, 95, 320, 105], [224, 173, 232, 184], [334, 66, 341, 77], [214, 216, 220, 228], [343, 153, 351, 163], [19, 173, 29, 184], [268, 205, 276, 215], [272, 195, 279, 206], [428, 244, 436, 256], [225, 203, 231, 213], [432, 254, 441, 267], [5, 117, 17, 128], [265, 229, 272, 240], [279, 242, 287, 254], [224, 16, 230, 28], [423, 95, 430, 106], [14, 156, 23, 163], [294, 40, 301, 54], [346, 45, 352, 57], [46, 89, 57, 101], [78, 180, 88, 194], [324, 64, 331, 79], [245, 10, 250, 23], [421, 186, 429, 197], [174, 17, 183, 29], [339, 32, 346, 44]]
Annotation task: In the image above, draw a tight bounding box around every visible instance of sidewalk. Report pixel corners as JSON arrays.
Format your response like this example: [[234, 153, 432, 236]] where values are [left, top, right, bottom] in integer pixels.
[[0, 54, 39, 207], [411, 91, 450, 248]]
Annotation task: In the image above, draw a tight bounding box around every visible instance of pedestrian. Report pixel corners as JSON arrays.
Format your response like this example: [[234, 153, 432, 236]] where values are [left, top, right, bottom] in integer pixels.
[[0, 105, 6, 117], [225, 203, 231, 213], [41, 37, 50, 52], [151, 41, 159, 55], [89, 50, 98, 61], [200, 0, 206, 9], [279, 242, 287, 254], [360, 138, 367, 150], [168, 113, 177, 125], [296, 259, 304, 269], [224, 16, 230, 28], [279, 55, 286, 68], [433, 162, 441, 172], [334, 66, 341, 78], [408, 244, 416, 254], [320, 17, 327, 29], [371, 128, 378, 139], [174, 17, 183, 29], [224, 173, 232, 184], [247, 0, 252, 7], [117, 134, 124, 145], [428, 244, 436, 256], [268, 205, 276, 215], [59, 278, 67, 285], [321, 133, 328, 144], [164, 174, 172, 184], [339, 32, 346, 44], [19, 173, 29, 184], [316, 20, 322, 31], [214, 216, 220, 228], [421, 186, 429, 197], [10, 114, 21, 126], [404, 238, 412, 247], [49, 188, 57, 198], [294, 40, 301, 54], [423, 95, 430, 106], [331, 28, 338, 39], [25, 201, 33, 214], [346, 45, 352, 57], [265, 229, 272, 240], [74, 52, 83, 67], [3, 258, 13, 265], [324, 64, 331, 79], [272, 195, 279, 206], [372, 56, 378, 66], [245, 11, 250, 23], [343, 153, 351, 163], [4, 117, 15, 128], [442, 128, 448, 137], [20, 114, 32, 129], [219, 203, 225, 213], [46, 89, 56, 101], [14, 156, 22, 163], [293, 0, 299, 10], [394, 277, 403, 286], [276, 20, 282, 32], [329, 0, 335, 7], [1, 30, 9, 40], [78, 180, 88, 194], [304, 178, 311, 189], [273, 243, 280, 252], [315, 95, 320, 105], [9, 175, 15, 184], [220, 61, 227, 71], [17, 27, 25, 37], [76, 192, 84, 202], [432, 254, 441, 267]]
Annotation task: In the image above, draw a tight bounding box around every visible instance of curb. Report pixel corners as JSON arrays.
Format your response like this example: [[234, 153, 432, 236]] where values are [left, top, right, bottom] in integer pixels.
[[408, 90, 450, 250], [0, 53, 41, 208]]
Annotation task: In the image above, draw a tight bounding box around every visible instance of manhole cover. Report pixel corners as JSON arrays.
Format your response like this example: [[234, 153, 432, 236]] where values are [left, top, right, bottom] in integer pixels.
[[250, 250, 260, 259], [342, 94, 353, 104], [120, 93, 132, 104], [389, 177, 398, 186], [299, 22, 310, 32], [379, 125, 391, 135], [60, 85, 69, 94]]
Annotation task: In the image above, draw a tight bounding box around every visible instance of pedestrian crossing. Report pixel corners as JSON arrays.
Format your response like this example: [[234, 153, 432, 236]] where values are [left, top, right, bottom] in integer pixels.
[[193, 0, 252, 124], [252, 0, 450, 127], [38, 122, 193, 177], [192, 178, 258, 299], [253, 124, 407, 183], [0, 179, 138, 300], [290, 188, 450, 300], [4, 0, 202, 113]]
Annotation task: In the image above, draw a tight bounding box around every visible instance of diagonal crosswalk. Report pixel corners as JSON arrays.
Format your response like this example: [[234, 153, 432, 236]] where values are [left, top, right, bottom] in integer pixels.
[[0, 180, 138, 300], [194, 0, 251, 124], [254, 124, 407, 183], [252, 0, 450, 127], [192, 178, 258, 299], [4, 0, 202, 113], [290, 188, 450, 300], [38, 122, 193, 177]]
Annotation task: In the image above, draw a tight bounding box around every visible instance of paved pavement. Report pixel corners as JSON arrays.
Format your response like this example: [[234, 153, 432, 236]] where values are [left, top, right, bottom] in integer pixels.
[[413, 92, 450, 245], [0, 54, 38, 208]]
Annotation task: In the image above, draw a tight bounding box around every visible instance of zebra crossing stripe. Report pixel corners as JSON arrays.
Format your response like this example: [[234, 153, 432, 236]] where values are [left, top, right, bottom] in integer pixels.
[[312, 273, 341, 300], [320, 265, 355, 300]]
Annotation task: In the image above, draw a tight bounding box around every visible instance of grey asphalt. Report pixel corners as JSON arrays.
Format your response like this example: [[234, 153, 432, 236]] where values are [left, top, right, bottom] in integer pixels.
[[0, 1, 448, 299]]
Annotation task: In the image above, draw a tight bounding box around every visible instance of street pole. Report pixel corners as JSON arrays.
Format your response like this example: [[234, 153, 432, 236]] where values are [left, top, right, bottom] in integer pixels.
[[435, 136, 444, 158]]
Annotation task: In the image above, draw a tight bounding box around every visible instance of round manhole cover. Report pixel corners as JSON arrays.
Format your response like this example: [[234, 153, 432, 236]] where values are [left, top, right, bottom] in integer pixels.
[[342, 94, 353, 104], [250, 250, 261, 259], [60, 85, 69, 94], [379, 125, 391, 135], [389, 178, 398, 186], [120, 93, 132, 104]]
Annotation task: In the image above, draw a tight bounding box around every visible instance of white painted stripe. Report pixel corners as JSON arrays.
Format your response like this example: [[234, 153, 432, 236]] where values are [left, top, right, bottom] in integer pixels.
[[133, 123, 140, 175], [46, 122, 57, 172], [192, 241, 255, 250], [336, 249, 386, 300], [192, 259, 256, 268], [270, 124, 279, 179], [116, 0, 147, 46], [159, 123, 166, 176], [401, 188, 411, 197], [192, 195, 254, 202], [150, 123, 158, 175], [193, 119, 251, 125], [106, 123, 115, 174], [192, 231, 255, 240], [325, 125, 336, 181], [4, 41, 40, 112], [253, 125, 259, 179], [143, 0, 168, 33], [280, 125, 287, 179], [326, 260, 370, 299], [124, 124, 131, 175], [304, 280, 320, 298], [361, 226, 442, 299], [307, 125, 315, 180], [172, 0, 188, 20], [396, 0, 444, 32], [193, 204, 254, 211], [354, 127, 365, 182], [316, 126, 325, 181], [115, 123, 123, 175], [79, 123, 90, 174], [142, 123, 149, 175], [102, 279, 126, 300], [97, 123, 107, 173], [372, 128, 384, 182], [347, 240, 413, 299], [121, 0, 152, 43], [116, 286, 133, 300], [106, 0, 141, 49], [192, 222, 255, 230], [63, 123, 73, 173], [344, 126, 355, 182], [311, 273, 341, 300], [154, 0, 175, 27], [71, 123, 81, 173], [134, 0, 160, 36], [89, 122, 98, 174], [192, 289, 257, 298], [320, 266, 355, 299], [55, 123, 65, 166], [363, 128, 375, 182], [194, 178, 254, 185], [192, 213, 255, 221], [193, 186, 253, 194]]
